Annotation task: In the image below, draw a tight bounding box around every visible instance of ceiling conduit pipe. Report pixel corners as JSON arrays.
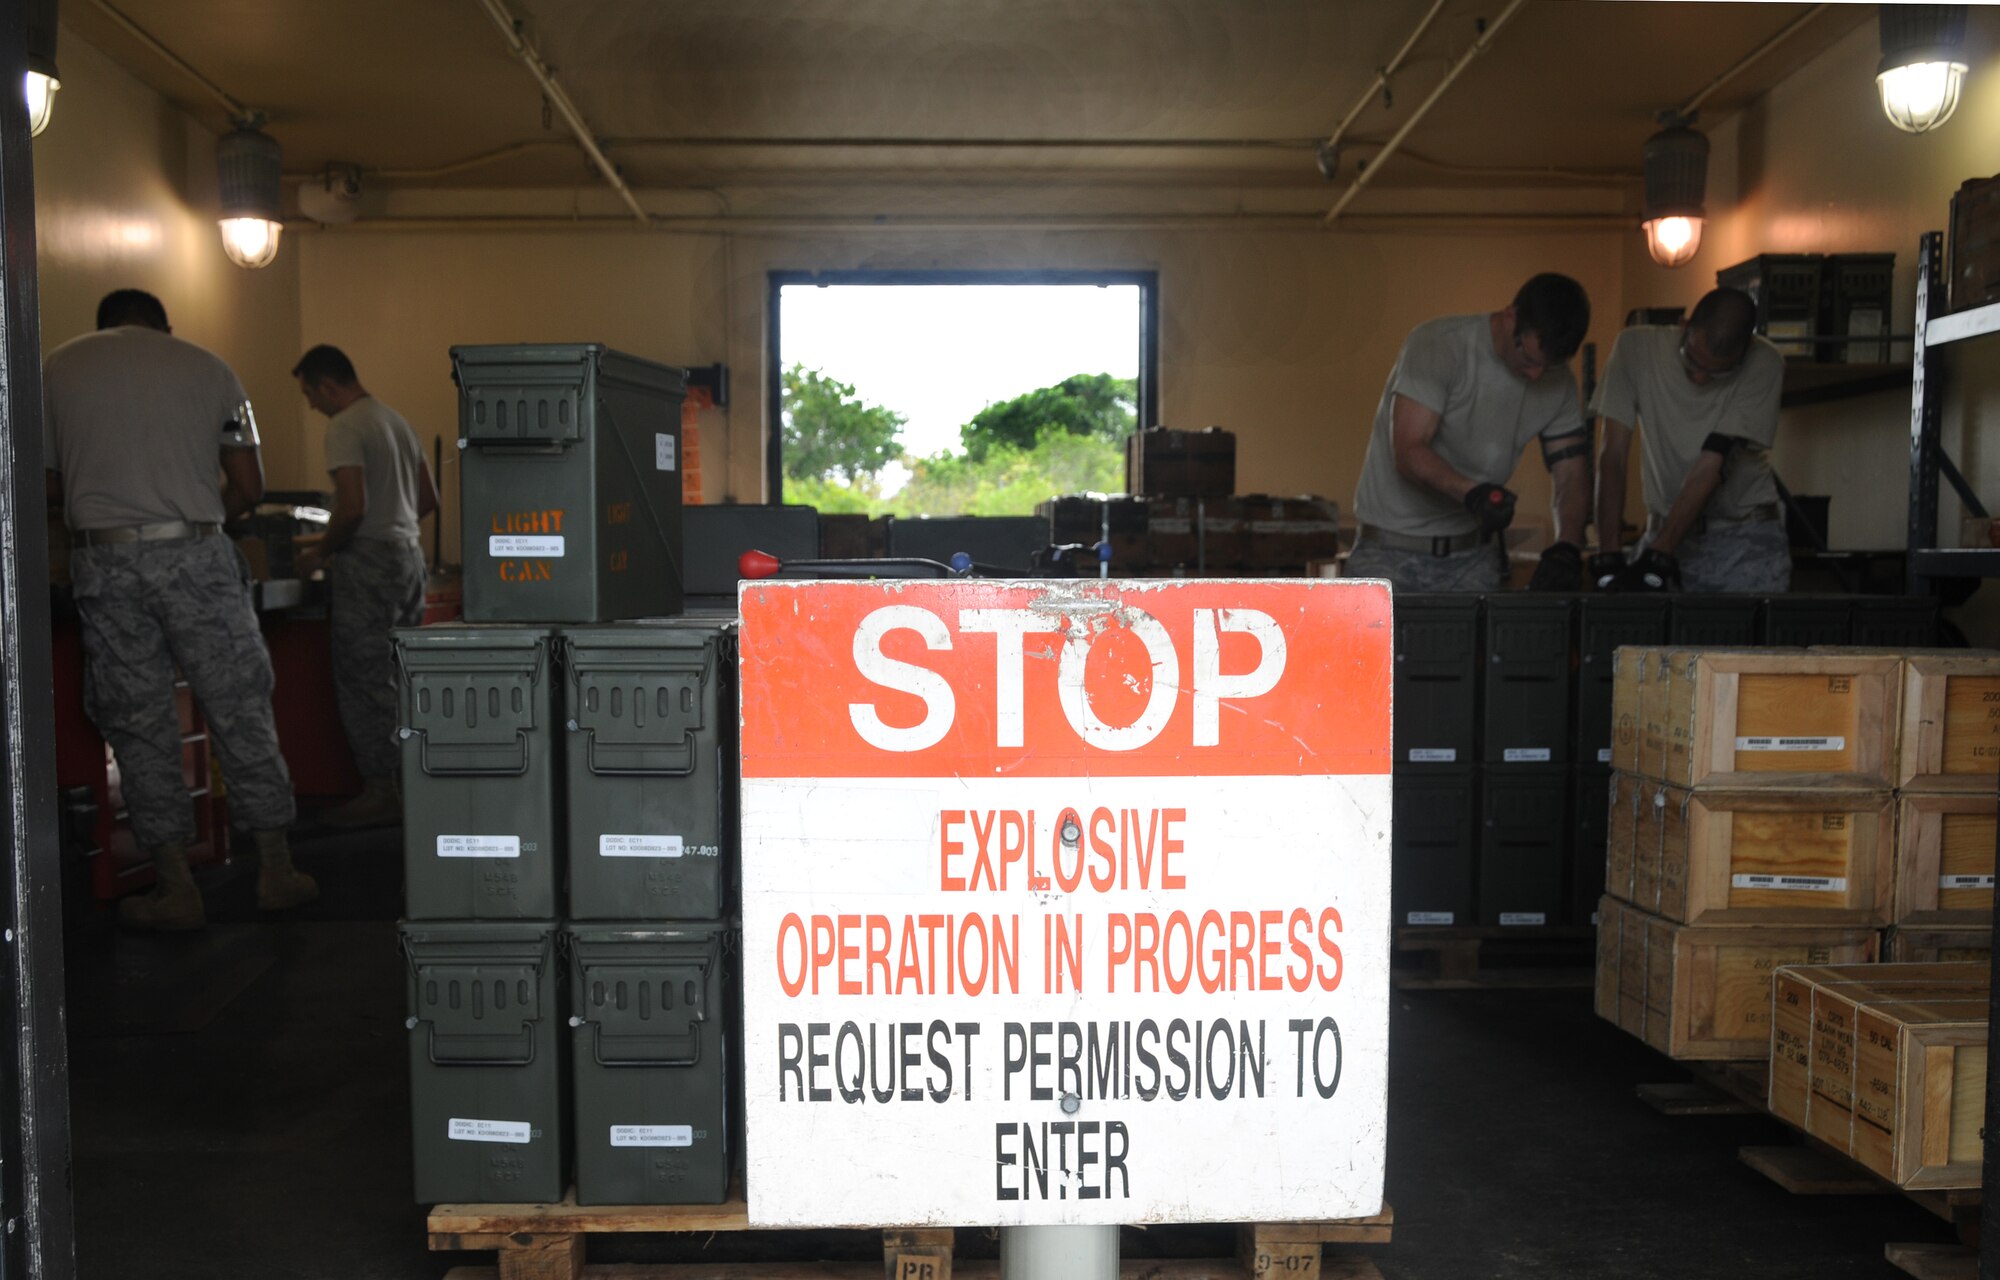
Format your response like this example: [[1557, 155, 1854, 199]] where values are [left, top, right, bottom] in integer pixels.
[[1677, 3, 1829, 117], [473, 0, 649, 224], [1324, 0, 1530, 228], [306, 210, 1632, 235], [88, 0, 248, 118], [1321, 0, 1452, 155]]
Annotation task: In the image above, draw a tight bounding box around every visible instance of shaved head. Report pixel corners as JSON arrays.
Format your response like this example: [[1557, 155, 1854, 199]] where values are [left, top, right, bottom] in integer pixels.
[[1689, 288, 1757, 364]]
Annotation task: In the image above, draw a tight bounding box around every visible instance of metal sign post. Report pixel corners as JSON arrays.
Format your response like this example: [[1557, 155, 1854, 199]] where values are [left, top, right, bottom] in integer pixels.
[[1001, 1225, 1118, 1279], [736, 578, 1392, 1243]]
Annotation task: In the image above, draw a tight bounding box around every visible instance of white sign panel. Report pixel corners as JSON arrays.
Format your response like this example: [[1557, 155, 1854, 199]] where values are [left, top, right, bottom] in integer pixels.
[[737, 579, 1391, 1228]]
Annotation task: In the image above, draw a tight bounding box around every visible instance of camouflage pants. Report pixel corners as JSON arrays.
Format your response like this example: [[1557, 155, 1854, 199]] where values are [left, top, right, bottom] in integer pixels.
[[1345, 536, 1506, 592], [1641, 519, 1792, 594], [71, 537, 295, 847], [331, 537, 426, 779]]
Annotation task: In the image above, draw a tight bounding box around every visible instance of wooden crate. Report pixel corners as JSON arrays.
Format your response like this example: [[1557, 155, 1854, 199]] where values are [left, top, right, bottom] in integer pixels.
[[1631, 781, 1667, 912], [1766, 962, 1989, 1189], [1608, 896, 1651, 1040], [1886, 923, 1994, 963], [1900, 653, 2000, 793], [1642, 788, 1894, 926], [1605, 772, 1643, 903], [1653, 650, 1900, 790], [1611, 647, 1661, 776], [1895, 792, 1999, 926], [1639, 648, 1677, 779], [1595, 895, 1877, 1060], [1595, 896, 1621, 1021], [1770, 963, 1984, 1130]]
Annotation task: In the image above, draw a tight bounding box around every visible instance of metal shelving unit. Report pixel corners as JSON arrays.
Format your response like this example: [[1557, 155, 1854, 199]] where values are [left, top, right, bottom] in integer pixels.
[[1907, 229, 2000, 595]]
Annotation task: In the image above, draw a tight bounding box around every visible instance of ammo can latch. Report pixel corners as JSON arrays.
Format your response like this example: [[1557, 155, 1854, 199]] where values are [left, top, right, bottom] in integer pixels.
[[569, 934, 717, 1068], [403, 941, 548, 1067], [567, 645, 711, 776]]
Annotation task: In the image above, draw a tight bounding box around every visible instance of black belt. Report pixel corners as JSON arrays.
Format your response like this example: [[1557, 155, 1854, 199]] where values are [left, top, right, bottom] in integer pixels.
[[1355, 524, 1494, 557], [74, 520, 221, 547]]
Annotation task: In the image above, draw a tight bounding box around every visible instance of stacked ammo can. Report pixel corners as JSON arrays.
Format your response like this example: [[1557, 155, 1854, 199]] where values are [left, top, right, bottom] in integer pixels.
[[1389, 594, 1939, 935], [1390, 594, 1602, 931], [398, 345, 740, 1207], [560, 619, 737, 1206]]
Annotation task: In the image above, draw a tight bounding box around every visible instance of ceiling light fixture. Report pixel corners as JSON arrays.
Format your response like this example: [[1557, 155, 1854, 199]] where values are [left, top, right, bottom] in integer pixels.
[[1640, 112, 1708, 268], [1877, 4, 1969, 134], [217, 116, 283, 268], [24, 0, 60, 137]]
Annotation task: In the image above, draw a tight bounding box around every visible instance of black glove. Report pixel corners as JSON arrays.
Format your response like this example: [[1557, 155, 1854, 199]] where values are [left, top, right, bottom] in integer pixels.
[[1631, 546, 1681, 592], [1527, 541, 1583, 592], [1588, 551, 1632, 592], [1463, 483, 1518, 535]]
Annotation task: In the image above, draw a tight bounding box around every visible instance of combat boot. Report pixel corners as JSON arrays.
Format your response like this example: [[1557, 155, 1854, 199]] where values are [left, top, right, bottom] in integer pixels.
[[252, 827, 320, 910], [118, 843, 206, 931], [321, 776, 401, 830]]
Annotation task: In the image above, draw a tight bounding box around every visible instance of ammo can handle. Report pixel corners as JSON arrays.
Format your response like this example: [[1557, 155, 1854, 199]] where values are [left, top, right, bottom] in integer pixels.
[[424, 1021, 537, 1068], [418, 730, 531, 777], [589, 1021, 701, 1069], [584, 735, 695, 778]]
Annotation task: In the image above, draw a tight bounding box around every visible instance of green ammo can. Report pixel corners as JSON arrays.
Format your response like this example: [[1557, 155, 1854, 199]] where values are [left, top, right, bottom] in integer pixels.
[[566, 923, 734, 1205], [397, 626, 562, 919], [453, 344, 687, 623], [401, 920, 566, 1204], [562, 622, 736, 920]]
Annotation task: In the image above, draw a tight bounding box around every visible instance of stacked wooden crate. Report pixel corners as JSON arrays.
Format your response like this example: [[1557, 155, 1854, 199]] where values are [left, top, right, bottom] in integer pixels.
[[1885, 653, 2000, 961], [1768, 961, 1988, 1189], [1595, 648, 1898, 1059]]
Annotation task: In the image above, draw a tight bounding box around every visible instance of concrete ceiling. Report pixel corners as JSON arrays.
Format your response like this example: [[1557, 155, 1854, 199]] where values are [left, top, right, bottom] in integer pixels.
[[59, 0, 1871, 202]]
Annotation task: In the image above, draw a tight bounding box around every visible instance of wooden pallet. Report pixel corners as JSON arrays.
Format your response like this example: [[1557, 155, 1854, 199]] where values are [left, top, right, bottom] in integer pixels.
[[1636, 1056, 1981, 1272], [1634, 1081, 1758, 1116], [1635, 1059, 1985, 1227], [1392, 925, 1595, 990], [1886, 1242, 1977, 1280], [428, 1194, 1393, 1280]]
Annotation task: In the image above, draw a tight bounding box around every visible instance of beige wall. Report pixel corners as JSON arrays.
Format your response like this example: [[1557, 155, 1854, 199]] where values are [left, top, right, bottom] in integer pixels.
[[31, 28, 303, 486], [1619, 9, 2000, 553], [35, 11, 1630, 566], [46, 8, 2000, 625], [1616, 10, 2000, 638], [300, 221, 1626, 561], [295, 229, 730, 556]]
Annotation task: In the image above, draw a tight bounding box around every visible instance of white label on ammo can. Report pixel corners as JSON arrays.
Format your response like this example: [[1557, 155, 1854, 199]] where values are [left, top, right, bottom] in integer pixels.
[[1941, 875, 1995, 890], [656, 433, 677, 471], [600, 834, 685, 858], [611, 1124, 694, 1148], [1407, 748, 1457, 763], [449, 1118, 531, 1144], [437, 835, 521, 858], [1597, 748, 1613, 764], [1731, 873, 1847, 892], [1734, 736, 1844, 752], [1499, 912, 1546, 926], [489, 535, 564, 557], [1503, 748, 1552, 763], [1406, 912, 1454, 926]]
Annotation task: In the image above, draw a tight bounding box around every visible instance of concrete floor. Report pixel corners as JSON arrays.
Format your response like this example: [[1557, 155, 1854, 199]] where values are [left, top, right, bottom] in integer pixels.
[[62, 826, 1966, 1279]]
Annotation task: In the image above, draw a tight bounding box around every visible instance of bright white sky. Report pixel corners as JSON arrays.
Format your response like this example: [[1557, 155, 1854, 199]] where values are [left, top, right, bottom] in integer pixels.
[[779, 283, 1142, 473]]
